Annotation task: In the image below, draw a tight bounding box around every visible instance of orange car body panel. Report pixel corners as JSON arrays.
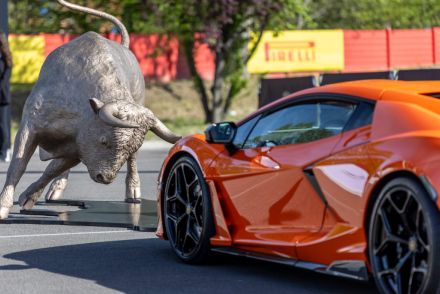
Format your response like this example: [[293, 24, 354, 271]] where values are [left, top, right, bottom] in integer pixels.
[[207, 135, 341, 259], [156, 80, 440, 270]]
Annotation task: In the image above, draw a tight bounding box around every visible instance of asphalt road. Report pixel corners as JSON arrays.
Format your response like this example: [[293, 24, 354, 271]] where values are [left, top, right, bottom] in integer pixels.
[[0, 142, 378, 294]]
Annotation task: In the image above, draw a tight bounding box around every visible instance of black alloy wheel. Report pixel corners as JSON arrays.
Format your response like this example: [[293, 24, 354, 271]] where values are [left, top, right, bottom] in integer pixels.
[[369, 177, 440, 294], [163, 156, 214, 263]]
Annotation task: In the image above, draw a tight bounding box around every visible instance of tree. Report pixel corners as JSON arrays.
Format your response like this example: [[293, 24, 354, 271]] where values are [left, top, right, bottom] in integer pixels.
[[131, 0, 308, 123]]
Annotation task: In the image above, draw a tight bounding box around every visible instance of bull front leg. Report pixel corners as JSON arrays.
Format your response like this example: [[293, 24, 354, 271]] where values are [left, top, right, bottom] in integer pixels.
[[19, 158, 79, 210], [0, 123, 38, 219], [45, 170, 70, 201], [125, 152, 141, 203]]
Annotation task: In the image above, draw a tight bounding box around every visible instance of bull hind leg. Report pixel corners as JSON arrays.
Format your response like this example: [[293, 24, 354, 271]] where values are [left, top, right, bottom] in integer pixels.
[[45, 170, 70, 201], [125, 152, 141, 203], [0, 123, 38, 219], [19, 158, 79, 210]]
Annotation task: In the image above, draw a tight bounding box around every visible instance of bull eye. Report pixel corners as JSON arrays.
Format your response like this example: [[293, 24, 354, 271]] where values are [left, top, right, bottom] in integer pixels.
[[100, 136, 108, 146]]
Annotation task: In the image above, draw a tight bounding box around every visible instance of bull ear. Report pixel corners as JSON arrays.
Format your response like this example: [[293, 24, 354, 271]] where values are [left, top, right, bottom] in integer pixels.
[[89, 98, 104, 114]]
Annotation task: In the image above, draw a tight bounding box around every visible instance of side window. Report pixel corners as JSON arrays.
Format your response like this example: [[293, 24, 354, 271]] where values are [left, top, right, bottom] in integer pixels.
[[233, 115, 260, 148], [244, 101, 356, 148], [344, 102, 375, 131]]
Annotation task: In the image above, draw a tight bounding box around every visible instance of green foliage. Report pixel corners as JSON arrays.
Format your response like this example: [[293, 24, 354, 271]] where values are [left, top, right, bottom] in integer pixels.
[[8, 0, 440, 34], [8, 0, 123, 34], [8, 0, 56, 34], [305, 0, 440, 29]]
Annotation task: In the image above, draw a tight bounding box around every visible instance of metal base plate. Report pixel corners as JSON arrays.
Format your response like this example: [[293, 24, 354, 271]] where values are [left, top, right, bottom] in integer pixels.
[[0, 199, 157, 231]]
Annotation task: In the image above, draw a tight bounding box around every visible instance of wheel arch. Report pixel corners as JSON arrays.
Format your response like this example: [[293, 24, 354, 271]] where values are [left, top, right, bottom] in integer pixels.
[[162, 151, 196, 186], [364, 170, 425, 237]]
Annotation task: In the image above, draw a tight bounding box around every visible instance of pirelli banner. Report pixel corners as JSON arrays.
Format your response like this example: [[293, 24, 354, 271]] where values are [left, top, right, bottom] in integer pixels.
[[248, 30, 345, 73]]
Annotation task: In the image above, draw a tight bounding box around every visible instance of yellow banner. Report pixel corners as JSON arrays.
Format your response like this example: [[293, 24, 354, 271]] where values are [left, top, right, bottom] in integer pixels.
[[8, 35, 45, 84], [248, 30, 344, 73]]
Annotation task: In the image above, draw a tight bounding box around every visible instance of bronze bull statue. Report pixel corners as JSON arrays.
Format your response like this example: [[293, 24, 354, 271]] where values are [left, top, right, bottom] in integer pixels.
[[0, 0, 181, 219]]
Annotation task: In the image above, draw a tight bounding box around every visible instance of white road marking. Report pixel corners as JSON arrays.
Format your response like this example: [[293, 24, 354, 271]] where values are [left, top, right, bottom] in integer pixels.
[[0, 230, 133, 239]]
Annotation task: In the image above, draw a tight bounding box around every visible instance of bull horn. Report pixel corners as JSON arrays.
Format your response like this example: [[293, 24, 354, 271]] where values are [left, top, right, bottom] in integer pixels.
[[89, 98, 104, 114], [97, 101, 140, 128], [150, 114, 182, 144]]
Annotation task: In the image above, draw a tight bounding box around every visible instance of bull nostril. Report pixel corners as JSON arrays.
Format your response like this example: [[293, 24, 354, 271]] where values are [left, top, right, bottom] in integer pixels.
[[96, 174, 104, 182]]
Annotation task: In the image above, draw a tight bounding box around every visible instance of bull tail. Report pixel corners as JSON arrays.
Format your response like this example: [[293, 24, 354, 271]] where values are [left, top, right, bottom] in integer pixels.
[[57, 0, 130, 48], [151, 116, 182, 144]]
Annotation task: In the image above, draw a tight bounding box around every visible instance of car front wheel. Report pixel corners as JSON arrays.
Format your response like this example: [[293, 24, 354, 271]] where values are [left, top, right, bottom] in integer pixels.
[[369, 177, 440, 294], [163, 156, 214, 263]]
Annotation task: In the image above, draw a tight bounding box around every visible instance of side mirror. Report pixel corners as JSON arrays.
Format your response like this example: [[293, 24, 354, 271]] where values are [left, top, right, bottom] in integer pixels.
[[205, 122, 237, 144]]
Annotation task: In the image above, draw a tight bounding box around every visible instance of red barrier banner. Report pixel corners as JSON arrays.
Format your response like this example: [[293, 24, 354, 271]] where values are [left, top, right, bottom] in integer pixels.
[[8, 28, 440, 83]]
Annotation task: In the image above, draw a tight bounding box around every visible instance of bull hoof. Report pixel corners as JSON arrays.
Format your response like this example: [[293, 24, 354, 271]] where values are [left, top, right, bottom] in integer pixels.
[[45, 188, 64, 201], [45, 178, 68, 201], [125, 186, 141, 203], [21, 199, 36, 211], [0, 206, 10, 219], [18, 194, 35, 210], [18, 193, 38, 210], [125, 198, 141, 204]]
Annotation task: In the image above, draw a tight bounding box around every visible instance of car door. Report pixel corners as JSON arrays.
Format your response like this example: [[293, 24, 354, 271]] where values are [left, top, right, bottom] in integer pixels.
[[312, 101, 376, 228], [210, 98, 358, 257]]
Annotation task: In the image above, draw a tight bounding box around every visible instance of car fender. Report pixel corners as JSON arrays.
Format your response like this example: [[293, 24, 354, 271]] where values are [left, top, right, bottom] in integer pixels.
[[155, 134, 229, 241], [364, 135, 440, 208]]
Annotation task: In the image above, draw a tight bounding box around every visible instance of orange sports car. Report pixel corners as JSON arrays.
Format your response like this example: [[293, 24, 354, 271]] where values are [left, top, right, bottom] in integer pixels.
[[156, 80, 440, 294]]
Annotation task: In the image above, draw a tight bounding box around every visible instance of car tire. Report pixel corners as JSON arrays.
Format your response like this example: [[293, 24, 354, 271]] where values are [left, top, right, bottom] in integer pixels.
[[163, 156, 214, 264], [368, 177, 440, 294]]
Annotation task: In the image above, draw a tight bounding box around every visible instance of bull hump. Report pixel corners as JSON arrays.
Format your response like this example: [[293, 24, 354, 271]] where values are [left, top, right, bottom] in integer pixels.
[[65, 32, 119, 63], [42, 33, 128, 94], [33, 31, 144, 107]]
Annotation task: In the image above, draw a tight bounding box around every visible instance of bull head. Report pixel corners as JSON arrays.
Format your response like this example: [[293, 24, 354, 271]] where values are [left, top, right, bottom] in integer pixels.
[[89, 98, 182, 144]]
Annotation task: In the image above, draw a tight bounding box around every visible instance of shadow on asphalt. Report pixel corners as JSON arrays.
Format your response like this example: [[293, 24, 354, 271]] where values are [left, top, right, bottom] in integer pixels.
[[2, 238, 378, 294], [0, 170, 159, 174]]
